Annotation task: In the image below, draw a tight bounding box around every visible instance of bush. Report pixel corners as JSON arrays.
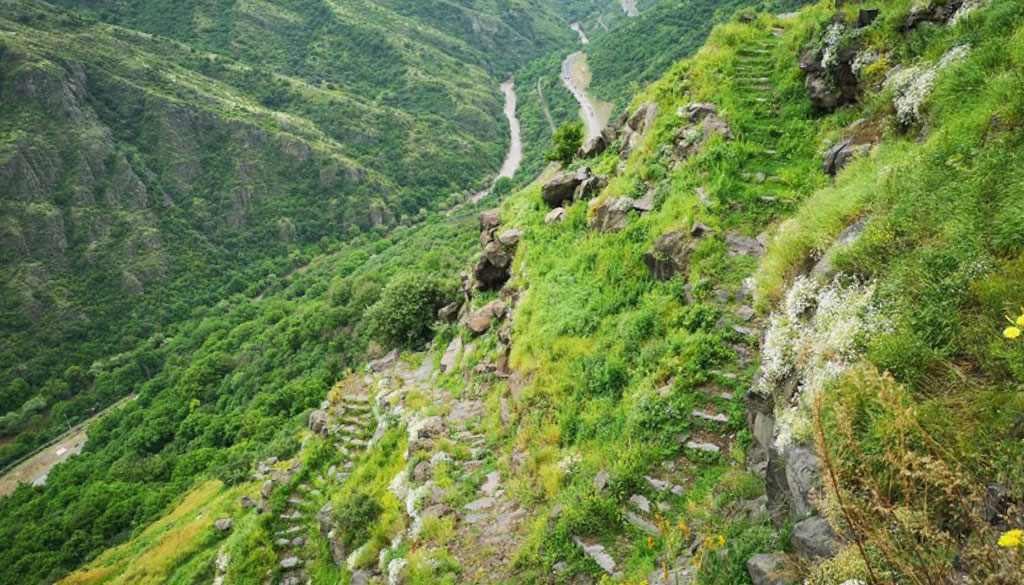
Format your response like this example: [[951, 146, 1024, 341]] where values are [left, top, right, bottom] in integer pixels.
[[545, 122, 583, 166], [364, 273, 454, 349], [334, 492, 383, 549]]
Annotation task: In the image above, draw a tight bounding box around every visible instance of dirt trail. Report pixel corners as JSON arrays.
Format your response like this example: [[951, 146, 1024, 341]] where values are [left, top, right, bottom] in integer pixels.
[[0, 394, 136, 497], [560, 51, 613, 141]]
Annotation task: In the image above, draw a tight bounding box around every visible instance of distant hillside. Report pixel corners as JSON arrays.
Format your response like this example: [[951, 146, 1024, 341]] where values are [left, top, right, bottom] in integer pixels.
[[0, 0, 574, 471]]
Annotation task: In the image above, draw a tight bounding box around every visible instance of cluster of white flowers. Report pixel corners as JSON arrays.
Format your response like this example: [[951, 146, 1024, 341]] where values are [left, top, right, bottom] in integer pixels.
[[819, 23, 847, 70], [755, 275, 889, 448], [886, 45, 971, 125], [851, 49, 879, 77]]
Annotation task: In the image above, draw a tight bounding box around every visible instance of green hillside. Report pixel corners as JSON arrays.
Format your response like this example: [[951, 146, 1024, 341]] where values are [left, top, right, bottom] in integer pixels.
[[4, 0, 1024, 584]]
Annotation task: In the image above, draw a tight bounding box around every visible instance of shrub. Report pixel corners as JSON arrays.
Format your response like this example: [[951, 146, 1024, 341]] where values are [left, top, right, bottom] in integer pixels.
[[545, 122, 583, 166], [334, 492, 383, 550], [364, 273, 454, 349]]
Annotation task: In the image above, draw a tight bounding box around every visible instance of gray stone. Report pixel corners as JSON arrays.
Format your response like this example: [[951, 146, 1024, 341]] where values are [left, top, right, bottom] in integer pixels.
[[629, 494, 652, 514], [542, 170, 585, 208], [440, 336, 462, 373], [594, 469, 610, 492], [369, 349, 399, 373], [308, 409, 329, 436], [784, 445, 823, 518], [261, 479, 274, 499], [280, 556, 302, 570], [574, 173, 607, 201], [643, 230, 694, 281], [810, 218, 867, 280], [214, 518, 233, 532], [481, 471, 501, 497], [464, 496, 495, 512], [725, 232, 765, 256], [465, 300, 507, 334], [351, 570, 372, 585], [578, 134, 608, 158], [633, 189, 656, 212], [625, 510, 662, 536], [545, 207, 566, 224], [791, 516, 840, 560], [573, 537, 618, 575], [747, 553, 794, 585], [589, 197, 635, 232], [823, 139, 871, 176]]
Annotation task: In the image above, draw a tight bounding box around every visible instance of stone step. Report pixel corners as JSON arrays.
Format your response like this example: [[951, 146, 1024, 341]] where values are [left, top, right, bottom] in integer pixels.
[[691, 409, 730, 424], [625, 510, 662, 537], [685, 440, 721, 454]]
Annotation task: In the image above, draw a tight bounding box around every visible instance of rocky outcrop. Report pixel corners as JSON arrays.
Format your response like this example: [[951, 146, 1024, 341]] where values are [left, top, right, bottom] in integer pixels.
[[588, 197, 636, 233], [791, 516, 841, 560], [672, 103, 734, 161], [541, 167, 606, 208], [800, 22, 861, 112], [642, 223, 711, 281], [577, 134, 608, 158], [473, 211, 520, 291], [901, 0, 964, 31], [822, 139, 872, 175]]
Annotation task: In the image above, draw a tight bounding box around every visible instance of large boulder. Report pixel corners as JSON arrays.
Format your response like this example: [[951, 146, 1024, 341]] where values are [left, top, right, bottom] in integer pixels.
[[465, 300, 507, 334], [627, 102, 659, 134], [577, 133, 608, 158], [747, 553, 795, 585], [672, 103, 733, 161], [574, 173, 607, 201], [643, 230, 694, 281], [544, 208, 566, 224], [473, 216, 519, 292], [588, 197, 636, 233], [542, 169, 586, 207], [800, 22, 860, 112], [791, 516, 841, 560]]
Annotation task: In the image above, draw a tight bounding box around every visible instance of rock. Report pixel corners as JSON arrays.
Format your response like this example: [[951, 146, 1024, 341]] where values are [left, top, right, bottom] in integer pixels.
[[369, 349, 399, 373], [240, 495, 255, 509], [791, 516, 840, 560], [902, 0, 964, 31], [627, 102, 659, 134], [725, 232, 764, 256], [682, 102, 718, 122], [633, 189, 656, 212], [594, 469, 610, 492], [810, 218, 867, 280], [542, 170, 585, 208], [785, 445, 823, 519], [308, 409, 329, 436], [438, 301, 461, 323], [822, 139, 871, 175], [480, 210, 501, 232], [643, 230, 696, 281], [800, 22, 860, 112], [629, 494, 652, 513], [465, 300, 507, 334], [545, 207, 566, 224], [464, 496, 495, 512], [440, 336, 462, 373], [481, 471, 501, 497], [261, 479, 274, 499], [747, 553, 794, 585], [280, 556, 302, 570], [214, 518, 233, 532], [574, 173, 607, 201], [588, 197, 635, 232], [577, 133, 608, 158], [648, 562, 694, 585], [317, 503, 334, 537], [857, 8, 880, 27], [573, 537, 619, 575], [447, 400, 483, 424], [387, 558, 407, 585], [408, 416, 445, 451], [625, 510, 662, 536], [497, 229, 522, 247], [737, 305, 756, 321], [351, 570, 372, 585]]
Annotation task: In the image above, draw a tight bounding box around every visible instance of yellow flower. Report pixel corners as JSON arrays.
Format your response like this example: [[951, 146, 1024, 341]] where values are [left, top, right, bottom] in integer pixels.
[[1017, 314, 1024, 327], [1005, 326, 1022, 340], [998, 529, 1023, 548]]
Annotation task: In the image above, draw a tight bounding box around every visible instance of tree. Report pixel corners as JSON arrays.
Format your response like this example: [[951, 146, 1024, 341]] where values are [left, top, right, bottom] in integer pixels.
[[364, 273, 454, 349], [545, 122, 583, 166]]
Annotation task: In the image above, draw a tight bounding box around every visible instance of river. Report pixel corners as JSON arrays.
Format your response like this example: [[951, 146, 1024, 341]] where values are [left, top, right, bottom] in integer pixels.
[[471, 78, 522, 203], [560, 51, 613, 141]]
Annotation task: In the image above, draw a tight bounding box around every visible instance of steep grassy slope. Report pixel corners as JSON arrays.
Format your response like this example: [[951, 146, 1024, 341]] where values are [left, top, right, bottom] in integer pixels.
[[116, 1, 1020, 583], [0, 0, 575, 470]]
